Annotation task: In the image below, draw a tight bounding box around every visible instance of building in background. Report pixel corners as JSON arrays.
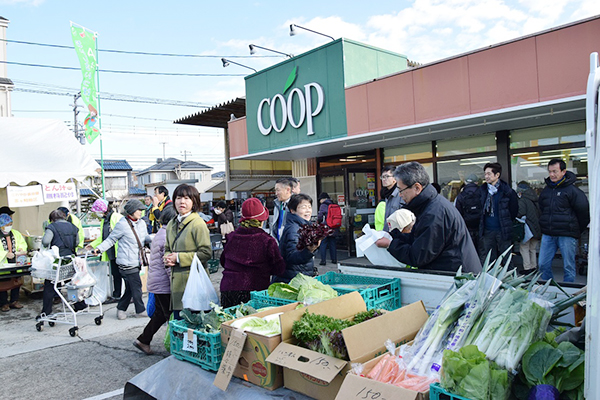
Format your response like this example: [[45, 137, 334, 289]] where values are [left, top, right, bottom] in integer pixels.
[[0, 16, 14, 117], [137, 157, 214, 199]]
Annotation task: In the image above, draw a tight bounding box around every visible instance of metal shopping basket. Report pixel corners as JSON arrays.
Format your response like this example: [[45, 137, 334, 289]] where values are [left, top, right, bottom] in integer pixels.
[[31, 253, 104, 337]]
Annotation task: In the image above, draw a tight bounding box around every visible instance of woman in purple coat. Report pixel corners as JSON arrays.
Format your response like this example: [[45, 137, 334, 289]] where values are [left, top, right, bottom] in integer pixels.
[[133, 205, 177, 355], [220, 198, 286, 308]]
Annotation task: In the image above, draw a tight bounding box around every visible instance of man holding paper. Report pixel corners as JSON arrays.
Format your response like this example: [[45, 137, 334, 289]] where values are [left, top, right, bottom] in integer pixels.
[[375, 162, 481, 273]]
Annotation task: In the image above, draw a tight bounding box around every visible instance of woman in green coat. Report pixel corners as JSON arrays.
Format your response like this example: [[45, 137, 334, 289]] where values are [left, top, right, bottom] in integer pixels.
[[163, 184, 212, 313]]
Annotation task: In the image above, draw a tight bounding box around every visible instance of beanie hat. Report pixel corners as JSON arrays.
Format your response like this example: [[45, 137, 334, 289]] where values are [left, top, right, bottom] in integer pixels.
[[466, 174, 478, 183], [387, 208, 416, 232], [516, 181, 530, 193], [57, 206, 70, 216], [124, 199, 146, 216], [240, 198, 268, 222], [0, 213, 12, 228], [90, 199, 108, 213], [318, 192, 330, 201]]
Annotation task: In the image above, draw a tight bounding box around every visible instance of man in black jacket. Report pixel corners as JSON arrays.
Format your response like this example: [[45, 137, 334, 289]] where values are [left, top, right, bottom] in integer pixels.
[[455, 174, 482, 251], [538, 159, 589, 282], [375, 162, 481, 273], [478, 163, 518, 265]]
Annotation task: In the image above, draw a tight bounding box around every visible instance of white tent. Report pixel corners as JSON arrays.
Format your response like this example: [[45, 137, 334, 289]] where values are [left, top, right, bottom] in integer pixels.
[[0, 117, 99, 187]]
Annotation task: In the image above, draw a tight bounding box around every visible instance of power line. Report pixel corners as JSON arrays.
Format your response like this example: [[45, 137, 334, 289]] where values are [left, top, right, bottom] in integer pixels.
[[0, 60, 245, 77], [0, 38, 281, 59]]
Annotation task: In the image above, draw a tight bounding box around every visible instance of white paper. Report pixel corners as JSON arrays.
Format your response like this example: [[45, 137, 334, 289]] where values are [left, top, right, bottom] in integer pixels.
[[182, 329, 198, 353], [355, 224, 405, 267]]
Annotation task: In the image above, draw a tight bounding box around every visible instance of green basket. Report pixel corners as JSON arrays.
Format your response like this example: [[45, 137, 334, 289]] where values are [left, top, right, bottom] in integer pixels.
[[429, 383, 472, 400], [251, 272, 401, 311], [316, 271, 401, 311], [207, 259, 220, 274], [169, 319, 223, 371]]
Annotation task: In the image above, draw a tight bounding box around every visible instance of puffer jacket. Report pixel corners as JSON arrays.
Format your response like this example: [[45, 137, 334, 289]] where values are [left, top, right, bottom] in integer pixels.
[[538, 171, 590, 238], [147, 226, 171, 294], [518, 188, 542, 239], [387, 184, 482, 273], [478, 180, 519, 241], [96, 216, 151, 272], [273, 212, 317, 283]]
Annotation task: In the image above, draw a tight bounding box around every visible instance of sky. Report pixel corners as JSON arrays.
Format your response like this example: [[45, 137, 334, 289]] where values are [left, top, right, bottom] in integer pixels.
[[1, 0, 599, 174]]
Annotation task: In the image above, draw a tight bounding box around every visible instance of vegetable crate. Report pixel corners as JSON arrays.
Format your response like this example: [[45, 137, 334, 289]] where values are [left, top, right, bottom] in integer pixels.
[[316, 272, 402, 311], [430, 383, 472, 400], [169, 319, 222, 372], [250, 290, 296, 308]]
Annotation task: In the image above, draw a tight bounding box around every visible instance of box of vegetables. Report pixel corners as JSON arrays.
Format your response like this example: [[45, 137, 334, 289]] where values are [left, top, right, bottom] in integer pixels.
[[265, 291, 429, 400]]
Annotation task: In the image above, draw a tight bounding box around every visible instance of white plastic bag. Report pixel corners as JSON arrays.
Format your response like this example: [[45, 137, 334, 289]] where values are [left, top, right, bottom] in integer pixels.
[[31, 246, 59, 271], [71, 257, 97, 287], [355, 224, 405, 267], [85, 260, 110, 305], [182, 254, 219, 311]]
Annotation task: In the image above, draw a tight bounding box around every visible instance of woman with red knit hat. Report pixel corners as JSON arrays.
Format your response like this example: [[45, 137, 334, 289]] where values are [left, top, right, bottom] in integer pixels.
[[219, 198, 286, 308]]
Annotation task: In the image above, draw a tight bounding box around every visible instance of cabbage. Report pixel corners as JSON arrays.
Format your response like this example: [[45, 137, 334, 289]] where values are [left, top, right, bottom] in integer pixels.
[[297, 280, 338, 305], [268, 283, 299, 300], [230, 316, 281, 337]]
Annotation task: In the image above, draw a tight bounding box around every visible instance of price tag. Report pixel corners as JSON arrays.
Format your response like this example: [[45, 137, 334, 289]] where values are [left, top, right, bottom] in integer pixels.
[[213, 328, 247, 391], [182, 328, 197, 353]]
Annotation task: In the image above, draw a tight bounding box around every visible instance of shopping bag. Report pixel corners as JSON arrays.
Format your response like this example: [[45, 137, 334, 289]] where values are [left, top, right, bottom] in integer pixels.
[[181, 254, 219, 311], [355, 224, 405, 267], [517, 216, 534, 243], [31, 247, 59, 271], [147, 292, 156, 318], [220, 221, 235, 237], [84, 262, 109, 305], [71, 257, 97, 287]]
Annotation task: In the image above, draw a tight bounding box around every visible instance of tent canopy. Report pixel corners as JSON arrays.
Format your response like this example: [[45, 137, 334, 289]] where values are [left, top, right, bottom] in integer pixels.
[[0, 117, 100, 187]]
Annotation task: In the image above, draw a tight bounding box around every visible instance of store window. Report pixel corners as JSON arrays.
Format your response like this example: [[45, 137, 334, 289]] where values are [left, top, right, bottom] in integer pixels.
[[383, 143, 433, 164], [436, 134, 496, 157], [510, 121, 585, 149], [436, 156, 496, 201]]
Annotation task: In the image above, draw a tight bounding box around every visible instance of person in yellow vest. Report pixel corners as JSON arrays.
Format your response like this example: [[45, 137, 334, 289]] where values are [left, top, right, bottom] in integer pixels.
[[149, 186, 172, 233], [0, 212, 27, 311], [87, 199, 123, 300], [374, 200, 386, 230]]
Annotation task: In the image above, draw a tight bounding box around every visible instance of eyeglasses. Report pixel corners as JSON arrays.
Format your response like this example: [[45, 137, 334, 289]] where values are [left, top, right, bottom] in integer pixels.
[[397, 184, 413, 194], [380, 174, 393, 180]]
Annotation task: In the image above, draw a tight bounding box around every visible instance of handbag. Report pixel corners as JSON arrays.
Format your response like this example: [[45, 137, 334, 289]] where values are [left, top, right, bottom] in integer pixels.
[[220, 221, 235, 237], [181, 254, 219, 311], [147, 292, 156, 317], [127, 218, 149, 267]]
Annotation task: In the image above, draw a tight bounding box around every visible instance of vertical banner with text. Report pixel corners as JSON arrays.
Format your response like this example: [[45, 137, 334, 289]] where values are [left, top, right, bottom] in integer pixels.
[[71, 23, 100, 143]]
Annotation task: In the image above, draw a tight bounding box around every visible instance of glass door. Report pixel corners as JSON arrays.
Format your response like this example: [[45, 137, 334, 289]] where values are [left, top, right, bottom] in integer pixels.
[[320, 174, 348, 251], [347, 171, 377, 254]]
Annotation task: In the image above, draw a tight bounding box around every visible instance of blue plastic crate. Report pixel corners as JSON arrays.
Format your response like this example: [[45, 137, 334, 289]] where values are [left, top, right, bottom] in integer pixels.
[[316, 272, 401, 311], [251, 272, 401, 311], [429, 383, 472, 400], [169, 319, 222, 371]]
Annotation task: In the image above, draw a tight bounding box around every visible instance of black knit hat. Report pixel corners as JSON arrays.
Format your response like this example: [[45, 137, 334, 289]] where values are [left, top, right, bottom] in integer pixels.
[[318, 192, 330, 201]]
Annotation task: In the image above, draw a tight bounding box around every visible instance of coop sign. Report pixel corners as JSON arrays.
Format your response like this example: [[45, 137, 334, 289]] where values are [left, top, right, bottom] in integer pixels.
[[257, 82, 325, 136]]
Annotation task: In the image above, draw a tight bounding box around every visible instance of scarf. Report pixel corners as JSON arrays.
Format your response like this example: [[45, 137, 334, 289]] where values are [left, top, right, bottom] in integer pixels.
[[484, 181, 500, 217], [241, 219, 263, 228], [548, 176, 566, 187], [177, 211, 192, 223], [380, 183, 397, 200]]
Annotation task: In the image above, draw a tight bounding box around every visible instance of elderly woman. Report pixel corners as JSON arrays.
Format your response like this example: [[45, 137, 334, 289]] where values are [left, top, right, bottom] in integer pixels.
[[219, 198, 285, 308], [89, 200, 151, 320], [163, 184, 212, 314], [272, 194, 320, 284], [0, 213, 27, 312], [133, 205, 177, 355]]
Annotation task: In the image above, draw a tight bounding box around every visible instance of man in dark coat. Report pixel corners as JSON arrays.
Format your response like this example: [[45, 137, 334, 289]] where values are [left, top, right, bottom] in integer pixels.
[[478, 163, 518, 265], [455, 173, 482, 251], [516, 181, 541, 272], [538, 159, 589, 282], [375, 162, 481, 273]]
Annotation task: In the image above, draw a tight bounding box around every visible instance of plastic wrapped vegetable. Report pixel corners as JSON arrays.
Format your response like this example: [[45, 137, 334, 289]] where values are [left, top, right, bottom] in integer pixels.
[[296, 223, 333, 250]]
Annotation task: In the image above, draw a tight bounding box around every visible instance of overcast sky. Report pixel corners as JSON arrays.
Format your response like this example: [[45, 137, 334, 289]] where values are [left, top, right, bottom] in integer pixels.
[[1, 0, 599, 173]]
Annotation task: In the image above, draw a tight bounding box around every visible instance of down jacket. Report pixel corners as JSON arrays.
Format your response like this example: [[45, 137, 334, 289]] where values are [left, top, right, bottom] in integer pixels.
[[273, 212, 317, 283], [387, 184, 482, 273], [477, 180, 519, 241], [538, 171, 590, 239], [147, 226, 171, 294]]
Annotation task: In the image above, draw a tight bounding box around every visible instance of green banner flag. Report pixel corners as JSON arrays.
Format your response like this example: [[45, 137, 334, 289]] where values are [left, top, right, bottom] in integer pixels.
[[71, 24, 100, 144]]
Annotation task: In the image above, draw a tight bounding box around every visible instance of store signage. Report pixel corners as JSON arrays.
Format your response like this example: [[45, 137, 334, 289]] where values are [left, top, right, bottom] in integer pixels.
[[43, 183, 78, 203], [257, 70, 325, 136], [6, 185, 44, 208]]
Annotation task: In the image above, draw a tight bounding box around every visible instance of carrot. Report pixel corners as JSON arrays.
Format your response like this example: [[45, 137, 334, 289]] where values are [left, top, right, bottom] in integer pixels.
[[366, 354, 390, 380], [390, 367, 406, 386], [382, 359, 400, 384], [375, 356, 395, 383]]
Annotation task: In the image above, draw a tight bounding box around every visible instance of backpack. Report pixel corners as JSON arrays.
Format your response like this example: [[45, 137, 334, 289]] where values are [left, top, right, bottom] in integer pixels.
[[460, 186, 482, 229], [326, 203, 343, 229]]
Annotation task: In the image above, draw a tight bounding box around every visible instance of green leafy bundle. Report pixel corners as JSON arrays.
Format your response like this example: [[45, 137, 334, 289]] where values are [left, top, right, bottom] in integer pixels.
[[267, 273, 338, 305]]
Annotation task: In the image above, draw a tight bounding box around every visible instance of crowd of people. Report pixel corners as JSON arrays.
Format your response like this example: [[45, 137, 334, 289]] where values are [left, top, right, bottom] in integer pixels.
[[0, 158, 589, 354]]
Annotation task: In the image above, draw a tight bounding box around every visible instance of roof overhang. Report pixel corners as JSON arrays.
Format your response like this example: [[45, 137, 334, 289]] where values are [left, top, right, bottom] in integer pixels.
[[174, 97, 246, 129], [232, 96, 585, 161]]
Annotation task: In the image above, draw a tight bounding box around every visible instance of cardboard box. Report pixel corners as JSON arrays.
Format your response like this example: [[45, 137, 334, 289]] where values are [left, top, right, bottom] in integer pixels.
[[266, 292, 429, 400], [335, 354, 430, 400], [220, 302, 300, 390]]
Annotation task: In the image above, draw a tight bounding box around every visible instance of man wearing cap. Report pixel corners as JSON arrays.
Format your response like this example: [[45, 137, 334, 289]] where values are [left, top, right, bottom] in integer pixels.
[[91, 199, 151, 320], [219, 197, 286, 307], [0, 213, 27, 311], [455, 174, 482, 251], [271, 177, 295, 243], [88, 199, 123, 300]]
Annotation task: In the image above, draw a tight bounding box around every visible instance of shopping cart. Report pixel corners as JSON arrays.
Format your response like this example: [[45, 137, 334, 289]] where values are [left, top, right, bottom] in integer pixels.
[[208, 233, 223, 274], [31, 253, 104, 337]]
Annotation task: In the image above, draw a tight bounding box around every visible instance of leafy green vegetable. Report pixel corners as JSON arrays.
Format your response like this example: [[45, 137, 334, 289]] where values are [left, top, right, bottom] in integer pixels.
[[268, 283, 299, 300], [289, 273, 315, 289], [230, 315, 281, 336]]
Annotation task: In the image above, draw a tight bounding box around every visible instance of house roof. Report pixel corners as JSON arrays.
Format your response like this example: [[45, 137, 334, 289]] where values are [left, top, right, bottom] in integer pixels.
[[174, 97, 246, 128], [211, 171, 226, 179], [95, 159, 132, 171], [129, 187, 148, 196], [0, 78, 13, 86], [80, 188, 96, 196], [138, 157, 212, 174]]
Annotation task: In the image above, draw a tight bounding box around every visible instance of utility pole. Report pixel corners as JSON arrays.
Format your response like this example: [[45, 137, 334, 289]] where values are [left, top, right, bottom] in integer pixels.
[[159, 142, 167, 160], [181, 150, 192, 161], [70, 93, 84, 144]]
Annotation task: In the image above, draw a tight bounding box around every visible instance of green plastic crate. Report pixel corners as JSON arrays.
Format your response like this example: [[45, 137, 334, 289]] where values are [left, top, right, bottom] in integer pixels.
[[429, 383, 472, 400], [169, 319, 222, 371], [251, 272, 401, 311], [316, 272, 401, 311], [207, 259, 220, 274]]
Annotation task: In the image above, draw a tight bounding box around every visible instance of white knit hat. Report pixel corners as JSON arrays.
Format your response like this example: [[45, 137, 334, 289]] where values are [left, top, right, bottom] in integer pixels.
[[387, 208, 416, 232]]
